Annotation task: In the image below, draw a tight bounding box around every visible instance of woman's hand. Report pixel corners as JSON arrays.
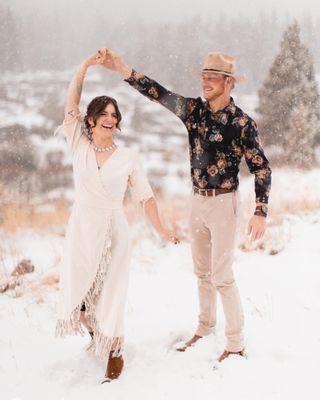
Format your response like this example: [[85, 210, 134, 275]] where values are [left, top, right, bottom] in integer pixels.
[[82, 49, 107, 68], [160, 228, 180, 245], [142, 197, 180, 245]]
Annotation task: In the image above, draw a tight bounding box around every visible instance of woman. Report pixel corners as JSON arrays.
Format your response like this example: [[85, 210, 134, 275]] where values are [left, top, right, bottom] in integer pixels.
[[54, 49, 179, 383]]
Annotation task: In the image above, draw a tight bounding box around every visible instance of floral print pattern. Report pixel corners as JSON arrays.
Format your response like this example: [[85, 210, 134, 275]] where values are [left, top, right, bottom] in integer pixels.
[[125, 70, 272, 203]]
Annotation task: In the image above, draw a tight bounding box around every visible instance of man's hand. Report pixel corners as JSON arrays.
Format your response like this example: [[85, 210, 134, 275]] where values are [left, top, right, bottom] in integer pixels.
[[247, 215, 266, 241], [99, 48, 132, 79]]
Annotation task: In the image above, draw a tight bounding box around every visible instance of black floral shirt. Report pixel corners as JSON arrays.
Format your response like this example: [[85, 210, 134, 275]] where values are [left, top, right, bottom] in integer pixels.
[[125, 70, 272, 204]]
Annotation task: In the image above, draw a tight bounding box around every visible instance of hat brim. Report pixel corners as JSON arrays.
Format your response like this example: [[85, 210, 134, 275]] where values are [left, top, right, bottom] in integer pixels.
[[192, 70, 246, 84]]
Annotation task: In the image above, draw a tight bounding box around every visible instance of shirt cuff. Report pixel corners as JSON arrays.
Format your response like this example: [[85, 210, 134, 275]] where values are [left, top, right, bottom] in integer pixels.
[[124, 68, 137, 83]]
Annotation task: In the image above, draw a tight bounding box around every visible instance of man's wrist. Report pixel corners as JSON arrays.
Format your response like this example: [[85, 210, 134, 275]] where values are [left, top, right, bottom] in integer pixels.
[[120, 65, 132, 79], [254, 205, 268, 218]]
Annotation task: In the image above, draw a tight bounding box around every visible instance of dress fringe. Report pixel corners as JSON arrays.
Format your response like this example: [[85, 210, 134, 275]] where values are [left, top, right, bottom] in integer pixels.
[[55, 221, 121, 361], [86, 334, 123, 360]]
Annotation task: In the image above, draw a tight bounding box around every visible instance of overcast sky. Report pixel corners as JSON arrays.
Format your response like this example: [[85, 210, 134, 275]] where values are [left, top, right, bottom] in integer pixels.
[[3, 0, 320, 20]]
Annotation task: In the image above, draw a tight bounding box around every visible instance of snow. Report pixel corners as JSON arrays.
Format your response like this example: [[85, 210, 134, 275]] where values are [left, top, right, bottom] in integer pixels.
[[0, 102, 46, 130], [30, 135, 70, 166], [1, 206, 320, 399]]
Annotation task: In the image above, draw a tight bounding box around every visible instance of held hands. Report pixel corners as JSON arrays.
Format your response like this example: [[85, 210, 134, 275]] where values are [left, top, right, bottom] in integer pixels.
[[160, 228, 180, 245], [247, 215, 266, 241], [82, 49, 108, 68], [82, 48, 132, 78]]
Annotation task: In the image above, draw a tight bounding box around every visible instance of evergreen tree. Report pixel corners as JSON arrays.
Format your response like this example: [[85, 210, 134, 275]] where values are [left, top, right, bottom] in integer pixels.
[[256, 20, 320, 166], [285, 104, 317, 168]]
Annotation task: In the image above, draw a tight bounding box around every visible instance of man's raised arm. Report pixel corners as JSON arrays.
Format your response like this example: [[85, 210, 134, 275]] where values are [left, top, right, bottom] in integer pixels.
[[103, 49, 197, 122]]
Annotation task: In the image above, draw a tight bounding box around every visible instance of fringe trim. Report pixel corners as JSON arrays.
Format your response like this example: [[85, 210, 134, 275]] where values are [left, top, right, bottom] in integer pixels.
[[86, 334, 123, 361], [56, 219, 121, 361]]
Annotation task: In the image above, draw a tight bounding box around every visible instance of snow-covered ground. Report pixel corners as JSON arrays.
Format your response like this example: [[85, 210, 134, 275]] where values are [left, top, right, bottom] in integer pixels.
[[1, 206, 320, 400]]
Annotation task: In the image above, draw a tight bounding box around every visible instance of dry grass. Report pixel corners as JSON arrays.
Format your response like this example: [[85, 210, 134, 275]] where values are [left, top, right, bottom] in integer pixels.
[[1, 167, 319, 264], [1, 167, 319, 301], [0, 188, 318, 300], [0, 197, 70, 233], [1, 192, 319, 251]]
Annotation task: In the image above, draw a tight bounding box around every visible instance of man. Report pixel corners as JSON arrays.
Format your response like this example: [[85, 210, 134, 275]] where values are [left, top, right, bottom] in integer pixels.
[[103, 50, 271, 362]]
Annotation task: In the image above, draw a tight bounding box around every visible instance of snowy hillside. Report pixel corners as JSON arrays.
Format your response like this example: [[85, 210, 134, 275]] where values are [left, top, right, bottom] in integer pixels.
[[0, 69, 192, 196], [0, 68, 264, 197]]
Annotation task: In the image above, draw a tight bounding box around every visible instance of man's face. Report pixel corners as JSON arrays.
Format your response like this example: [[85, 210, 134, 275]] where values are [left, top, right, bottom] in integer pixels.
[[201, 72, 229, 101]]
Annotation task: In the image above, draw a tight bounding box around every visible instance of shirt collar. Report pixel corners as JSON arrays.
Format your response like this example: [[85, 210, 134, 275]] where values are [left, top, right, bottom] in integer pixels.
[[204, 97, 236, 115]]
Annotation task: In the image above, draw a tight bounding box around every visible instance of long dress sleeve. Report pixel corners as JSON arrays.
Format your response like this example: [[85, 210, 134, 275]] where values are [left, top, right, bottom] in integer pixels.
[[128, 152, 154, 204], [54, 114, 85, 154]]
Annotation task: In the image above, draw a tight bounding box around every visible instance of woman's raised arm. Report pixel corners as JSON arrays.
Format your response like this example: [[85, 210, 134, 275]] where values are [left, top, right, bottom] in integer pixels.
[[64, 50, 107, 122]]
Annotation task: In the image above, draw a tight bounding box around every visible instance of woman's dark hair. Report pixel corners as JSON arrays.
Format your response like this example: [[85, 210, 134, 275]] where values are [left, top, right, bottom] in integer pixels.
[[84, 96, 122, 131]]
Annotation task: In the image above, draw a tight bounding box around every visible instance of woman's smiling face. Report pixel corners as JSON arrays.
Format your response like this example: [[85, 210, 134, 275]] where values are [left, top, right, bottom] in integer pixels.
[[90, 103, 118, 137]]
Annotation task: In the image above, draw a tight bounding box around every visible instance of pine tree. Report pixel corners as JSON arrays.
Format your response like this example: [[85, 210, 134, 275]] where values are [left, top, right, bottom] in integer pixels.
[[256, 20, 320, 165], [285, 104, 317, 168]]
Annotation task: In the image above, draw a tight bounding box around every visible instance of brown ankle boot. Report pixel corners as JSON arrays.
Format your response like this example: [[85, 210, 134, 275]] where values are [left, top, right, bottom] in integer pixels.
[[101, 351, 124, 383]]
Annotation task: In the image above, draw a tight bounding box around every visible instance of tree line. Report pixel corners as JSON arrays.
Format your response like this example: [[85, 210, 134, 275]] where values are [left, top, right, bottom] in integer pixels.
[[1, 5, 320, 95]]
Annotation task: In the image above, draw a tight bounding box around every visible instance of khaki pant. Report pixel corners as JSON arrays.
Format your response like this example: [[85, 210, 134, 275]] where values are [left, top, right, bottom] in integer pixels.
[[189, 191, 244, 352]]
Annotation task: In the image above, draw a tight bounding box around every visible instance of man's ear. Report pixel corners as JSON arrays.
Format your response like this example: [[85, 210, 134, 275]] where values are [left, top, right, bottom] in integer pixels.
[[226, 77, 235, 89]]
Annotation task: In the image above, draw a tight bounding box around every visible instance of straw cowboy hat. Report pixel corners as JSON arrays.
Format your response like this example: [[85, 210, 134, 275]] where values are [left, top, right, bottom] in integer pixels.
[[197, 52, 245, 83]]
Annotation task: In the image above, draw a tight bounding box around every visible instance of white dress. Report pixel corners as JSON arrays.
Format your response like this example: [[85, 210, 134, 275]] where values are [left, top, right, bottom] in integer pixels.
[[54, 115, 154, 361]]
